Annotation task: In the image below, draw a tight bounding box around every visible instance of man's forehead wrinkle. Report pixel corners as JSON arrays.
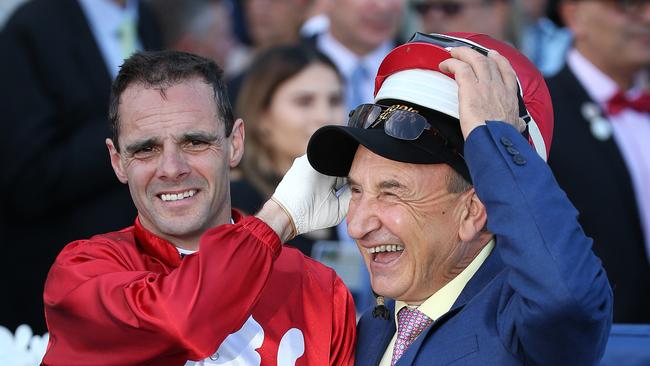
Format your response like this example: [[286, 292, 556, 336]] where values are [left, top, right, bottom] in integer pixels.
[[349, 167, 411, 192], [123, 86, 217, 128], [350, 149, 409, 186], [123, 91, 221, 133], [132, 107, 211, 125], [123, 78, 214, 103]]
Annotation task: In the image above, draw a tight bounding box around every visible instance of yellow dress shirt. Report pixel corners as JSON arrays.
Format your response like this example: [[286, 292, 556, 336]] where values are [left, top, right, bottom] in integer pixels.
[[378, 240, 495, 366]]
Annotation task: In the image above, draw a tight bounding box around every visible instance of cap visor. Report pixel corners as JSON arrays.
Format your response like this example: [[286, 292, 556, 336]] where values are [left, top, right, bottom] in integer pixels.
[[307, 125, 451, 177]]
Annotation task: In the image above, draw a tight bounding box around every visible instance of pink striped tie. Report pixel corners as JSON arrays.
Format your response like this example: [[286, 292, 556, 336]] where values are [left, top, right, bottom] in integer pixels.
[[391, 307, 433, 366]]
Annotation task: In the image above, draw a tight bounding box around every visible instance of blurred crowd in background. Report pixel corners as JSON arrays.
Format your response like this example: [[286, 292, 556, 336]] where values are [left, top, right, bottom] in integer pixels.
[[0, 0, 647, 343]]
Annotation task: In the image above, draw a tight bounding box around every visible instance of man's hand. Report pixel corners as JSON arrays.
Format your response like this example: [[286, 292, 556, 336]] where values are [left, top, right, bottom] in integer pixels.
[[439, 47, 525, 139], [257, 155, 350, 242]]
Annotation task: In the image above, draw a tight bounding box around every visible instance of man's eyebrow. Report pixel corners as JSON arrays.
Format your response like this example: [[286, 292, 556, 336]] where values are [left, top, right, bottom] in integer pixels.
[[346, 177, 405, 191], [181, 131, 221, 143], [378, 179, 404, 190], [124, 137, 159, 154]]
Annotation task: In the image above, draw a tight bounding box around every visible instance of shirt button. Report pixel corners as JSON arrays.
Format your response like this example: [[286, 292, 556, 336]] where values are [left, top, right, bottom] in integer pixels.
[[500, 137, 513, 146]]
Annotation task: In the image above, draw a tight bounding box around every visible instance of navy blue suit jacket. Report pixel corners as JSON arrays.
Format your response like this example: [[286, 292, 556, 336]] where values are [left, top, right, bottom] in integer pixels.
[[356, 122, 613, 365]]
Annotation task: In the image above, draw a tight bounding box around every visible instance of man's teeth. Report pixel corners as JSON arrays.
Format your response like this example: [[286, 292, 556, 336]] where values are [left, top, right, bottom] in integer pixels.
[[367, 245, 404, 254], [160, 190, 196, 202]]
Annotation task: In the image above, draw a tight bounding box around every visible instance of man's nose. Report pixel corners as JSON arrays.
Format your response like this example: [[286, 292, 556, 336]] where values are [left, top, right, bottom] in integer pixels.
[[347, 196, 381, 240], [157, 147, 191, 181]]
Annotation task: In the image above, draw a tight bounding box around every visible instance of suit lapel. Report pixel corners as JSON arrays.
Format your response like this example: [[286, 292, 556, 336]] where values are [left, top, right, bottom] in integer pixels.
[[375, 301, 398, 366], [452, 246, 503, 311], [552, 66, 639, 213], [358, 300, 397, 366], [393, 306, 461, 366]]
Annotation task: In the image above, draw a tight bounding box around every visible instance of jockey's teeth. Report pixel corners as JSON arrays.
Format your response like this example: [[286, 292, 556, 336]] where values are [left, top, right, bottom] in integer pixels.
[[161, 190, 196, 202]]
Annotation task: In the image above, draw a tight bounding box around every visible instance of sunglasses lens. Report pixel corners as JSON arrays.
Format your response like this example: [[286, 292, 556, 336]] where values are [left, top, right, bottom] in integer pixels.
[[348, 104, 383, 129], [384, 110, 429, 140]]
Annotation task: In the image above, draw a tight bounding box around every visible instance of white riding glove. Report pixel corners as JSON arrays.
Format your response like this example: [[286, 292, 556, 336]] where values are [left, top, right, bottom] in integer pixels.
[[271, 155, 351, 237]]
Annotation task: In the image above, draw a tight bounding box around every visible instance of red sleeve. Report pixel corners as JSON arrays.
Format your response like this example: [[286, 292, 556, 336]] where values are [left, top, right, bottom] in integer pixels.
[[329, 276, 357, 366], [43, 216, 281, 365]]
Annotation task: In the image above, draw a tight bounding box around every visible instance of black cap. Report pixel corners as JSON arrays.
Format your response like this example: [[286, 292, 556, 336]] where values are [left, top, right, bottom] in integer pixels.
[[307, 100, 470, 182]]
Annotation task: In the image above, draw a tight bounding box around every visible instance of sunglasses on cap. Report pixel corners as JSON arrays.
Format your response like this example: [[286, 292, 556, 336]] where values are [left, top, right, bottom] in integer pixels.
[[412, 0, 492, 16], [408, 32, 533, 126], [348, 103, 465, 159]]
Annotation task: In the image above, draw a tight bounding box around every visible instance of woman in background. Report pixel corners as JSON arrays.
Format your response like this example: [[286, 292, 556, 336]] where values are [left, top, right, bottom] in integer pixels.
[[231, 44, 346, 255]]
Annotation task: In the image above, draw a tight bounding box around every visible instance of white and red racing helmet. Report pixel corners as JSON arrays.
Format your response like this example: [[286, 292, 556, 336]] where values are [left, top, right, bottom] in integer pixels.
[[374, 32, 553, 161]]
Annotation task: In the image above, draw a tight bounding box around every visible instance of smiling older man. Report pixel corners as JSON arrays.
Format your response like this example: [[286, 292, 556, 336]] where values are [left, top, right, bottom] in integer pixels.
[[306, 32, 613, 365]]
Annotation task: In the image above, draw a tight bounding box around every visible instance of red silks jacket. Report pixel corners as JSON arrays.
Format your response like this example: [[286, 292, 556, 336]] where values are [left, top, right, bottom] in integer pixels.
[[42, 210, 356, 365]]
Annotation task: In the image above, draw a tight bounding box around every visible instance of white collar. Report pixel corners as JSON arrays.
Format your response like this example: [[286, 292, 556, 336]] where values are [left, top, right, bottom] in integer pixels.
[[317, 31, 394, 77]]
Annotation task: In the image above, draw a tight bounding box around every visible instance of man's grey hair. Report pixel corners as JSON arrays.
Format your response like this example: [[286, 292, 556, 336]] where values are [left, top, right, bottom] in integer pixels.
[[446, 169, 472, 194]]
